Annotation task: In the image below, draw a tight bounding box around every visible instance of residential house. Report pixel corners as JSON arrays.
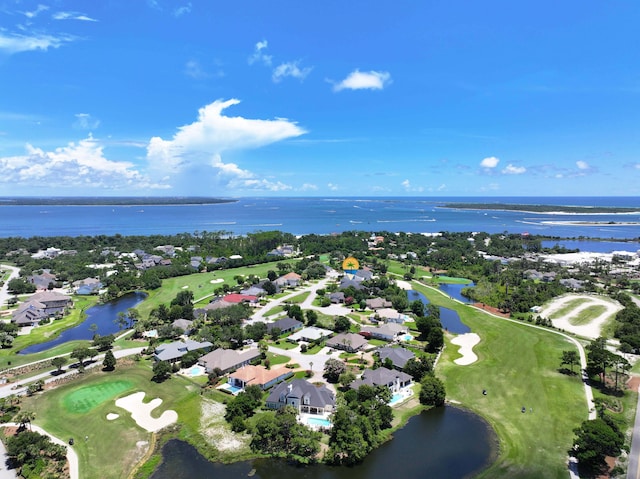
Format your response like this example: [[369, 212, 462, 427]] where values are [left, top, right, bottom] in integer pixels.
[[355, 268, 374, 281], [153, 339, 213, 363], [274, 272, 302, 288], [72, 277, 103, 295], [559, 278, 585, 290], [222, 293, 259, 305], [377, 347, 415, 369], [240, 285, 267, 297], [287, 326, 333, 343], [366, 297, 392, 310], [350, 367, 412, 392], [27, 270, 58, 290], [265, 379, 335, 415], [328, 292, 345, 304], [171, 318, 194, 334], [374, 308, 407, 324], [198, 347, 261, 374], [326, 332, 369, 352], [228, 365, 293, 391], [266, 317, 303, 335], [339, 277, 366, 291], [360, 323, 409, 342]]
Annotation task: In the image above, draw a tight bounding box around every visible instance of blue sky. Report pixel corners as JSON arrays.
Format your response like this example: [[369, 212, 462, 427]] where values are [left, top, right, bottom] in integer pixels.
[[1, 1, 639, 197]]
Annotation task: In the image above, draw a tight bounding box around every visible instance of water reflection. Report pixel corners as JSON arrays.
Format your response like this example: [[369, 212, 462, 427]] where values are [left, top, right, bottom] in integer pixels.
[[151, 407, 496, 479]]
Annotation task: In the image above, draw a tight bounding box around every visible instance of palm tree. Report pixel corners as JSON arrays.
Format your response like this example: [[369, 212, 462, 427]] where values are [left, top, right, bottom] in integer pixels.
[[17, 411, 35, 431]]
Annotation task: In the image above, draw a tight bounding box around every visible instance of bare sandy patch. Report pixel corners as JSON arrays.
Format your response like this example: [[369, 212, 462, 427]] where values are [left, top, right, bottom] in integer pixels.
[[395, 280, 412, 291], [106, 413, 119, 421], [210, 278, 224, 284], [540, 294, 623, 339], [181, 285, 189, 289], [451, 333, 480, 365], [200, 399, 250, 452], [115, 392, 177, 433]]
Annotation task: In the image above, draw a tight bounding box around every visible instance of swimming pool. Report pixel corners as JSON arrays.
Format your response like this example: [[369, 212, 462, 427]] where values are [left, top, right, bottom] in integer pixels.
[[401, 334, 413, 341], [188, 365, 206, 377], [305, 416, 332, 428], [389, 392, 406, 406]]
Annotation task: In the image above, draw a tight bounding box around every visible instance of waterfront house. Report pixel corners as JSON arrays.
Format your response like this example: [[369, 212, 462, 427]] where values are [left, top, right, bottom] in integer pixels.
[[265, 379, 335, 415], [366, 297, 392, 310], [350, 367, 412, 392]]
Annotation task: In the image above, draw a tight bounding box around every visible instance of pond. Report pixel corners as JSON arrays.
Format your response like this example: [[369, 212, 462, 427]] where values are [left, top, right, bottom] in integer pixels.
[[150, 406, 497, 479], [406, 290, 471, 334], [438, 282, 475, 304], [19, 291, 146, 354]]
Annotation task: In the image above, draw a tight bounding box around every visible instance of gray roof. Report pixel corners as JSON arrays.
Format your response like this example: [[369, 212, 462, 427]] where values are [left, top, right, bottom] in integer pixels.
[[171, 318, 194, 332], [377, 347, 415, 369], [266, 317, 303, 332], [198, 347, 261, 372], [154, 339, 212, 362], [350, 367, 412, 390], [266, 379, 335, 409], [326, 332, 369, 351]]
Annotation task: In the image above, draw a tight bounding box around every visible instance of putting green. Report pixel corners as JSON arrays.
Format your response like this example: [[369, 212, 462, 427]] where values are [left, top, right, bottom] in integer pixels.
[[62, 380, 134, 414]]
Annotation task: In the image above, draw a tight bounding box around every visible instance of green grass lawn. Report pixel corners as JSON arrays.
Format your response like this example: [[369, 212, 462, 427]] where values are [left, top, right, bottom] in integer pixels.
[[270, 340, 298, 350], [413, 282, 587, 479], [20, 360, 202, 479], [266, 352, 290, 366], [286, 292, 310, 303], [568, 305, 607, 326]]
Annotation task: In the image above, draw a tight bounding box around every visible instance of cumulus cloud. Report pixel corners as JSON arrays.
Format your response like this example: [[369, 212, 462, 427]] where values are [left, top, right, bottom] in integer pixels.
[[272, 61, 312, 83], [328, 183, 339, 191], [300, 183, 318, 191], [401, 179, 424, 192], [480, 156, 499, 168], [248, 40, 272, 66], [0, 32, 75, 54], [73, 113, 100, 130], [146, 99, 305, 191], [333, 70, 391, 92], [502, 164, 526, 175], [53, 11, 98, 21], [576, 160, 590, 170], [0, 136, 165, 190]]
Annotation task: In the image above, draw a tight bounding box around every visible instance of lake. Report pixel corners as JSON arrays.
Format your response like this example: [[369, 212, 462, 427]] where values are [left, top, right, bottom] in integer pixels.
[[407, 289, 472, 334], [19, 291, 146, 355], [151, 406, 497, 479]]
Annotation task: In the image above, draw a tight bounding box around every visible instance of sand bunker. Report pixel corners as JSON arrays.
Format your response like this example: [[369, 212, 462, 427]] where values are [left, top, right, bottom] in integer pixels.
[[115, 392, 177, 433], [395, 280, 412, 291], [451, 333, 480, 365], [181, 285, 189, 289], [106, 413, 119, 421], [210, 278, 224, 284]]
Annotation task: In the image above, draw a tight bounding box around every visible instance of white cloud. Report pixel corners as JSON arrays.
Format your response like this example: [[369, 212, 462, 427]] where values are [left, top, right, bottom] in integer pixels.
[[173, 3, 192, 17], [401, 179, 424, 192], [23, 5, 49, 18], [635, 164, 640, 170], [502, 164, 526, 175], [576, 160, 590, 170], [248, 40, 272, 66], [146, 99, 305, 191], [272, 61, 312, 83], [333, 70, 391, 92], [0, 136, 165, 191], [184, 60, 206, 79], [328, 183, 339, 191], [0, 32, 75, 54], [300, 183, 318, 191], [53, 11, 98, 21], [480, 156, 499, 168], [73, 113, 100, 130]]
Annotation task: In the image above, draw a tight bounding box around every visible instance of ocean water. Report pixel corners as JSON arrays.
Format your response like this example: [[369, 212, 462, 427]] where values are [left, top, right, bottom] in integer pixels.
[[0, 196, 639, 239]]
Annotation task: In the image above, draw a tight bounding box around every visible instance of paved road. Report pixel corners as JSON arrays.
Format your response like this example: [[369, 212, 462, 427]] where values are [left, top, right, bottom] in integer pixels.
[[0, 265, 19, 310]]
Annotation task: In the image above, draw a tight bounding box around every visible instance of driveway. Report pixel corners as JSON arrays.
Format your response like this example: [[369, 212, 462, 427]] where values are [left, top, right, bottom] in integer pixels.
[[0, 265, 19, 310]]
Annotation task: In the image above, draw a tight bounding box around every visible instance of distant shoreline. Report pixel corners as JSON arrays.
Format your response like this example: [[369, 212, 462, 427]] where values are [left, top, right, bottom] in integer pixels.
[[442, 203, 640, 215], [0, 197, 237, 206]]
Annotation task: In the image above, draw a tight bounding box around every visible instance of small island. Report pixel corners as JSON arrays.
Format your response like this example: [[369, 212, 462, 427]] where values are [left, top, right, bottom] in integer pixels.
[[0, 197, 237, 206], [442, 202, 640, 214]]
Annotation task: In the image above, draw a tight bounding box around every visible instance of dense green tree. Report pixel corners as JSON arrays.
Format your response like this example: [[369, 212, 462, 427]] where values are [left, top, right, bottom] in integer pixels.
[[419, 374, 446, 407], [573, 417, 624, 474], [323, 358, 347, 383], [50, 356, 67, 373], [333, 316, 351, 333], [92, 334, 115, 351], [7, 278, 36, 294], [152, 361, 172, 382], [103, 350, 116, 371], [560, 350, 580, 374], [70, 347, 91, 367]]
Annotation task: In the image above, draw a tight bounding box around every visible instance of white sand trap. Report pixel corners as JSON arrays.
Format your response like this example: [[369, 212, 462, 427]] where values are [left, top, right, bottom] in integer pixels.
[[181, 285, 189, 289], [451, 333, 480, 365], [210, 278, 224, 284], [395, 280, 412, 290], [115, 392, 178, 433], [106, 413, 119, 421]]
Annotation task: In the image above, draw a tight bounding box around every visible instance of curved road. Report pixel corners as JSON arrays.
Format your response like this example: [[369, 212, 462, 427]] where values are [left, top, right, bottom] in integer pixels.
[[0, 265, 20, 310]]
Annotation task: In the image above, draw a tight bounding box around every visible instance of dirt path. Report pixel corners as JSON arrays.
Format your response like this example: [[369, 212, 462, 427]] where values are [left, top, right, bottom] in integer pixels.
[[540, 294, 623, 339]]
